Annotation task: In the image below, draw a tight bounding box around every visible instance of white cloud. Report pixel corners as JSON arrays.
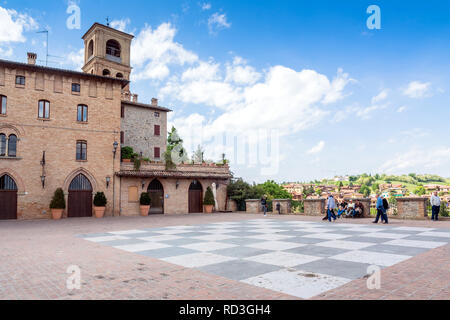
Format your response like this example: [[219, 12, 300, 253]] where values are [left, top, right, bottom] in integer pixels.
[[397, 106, 407, 113], [307, 141, 325, 155], [380, 146, 450, 174], [225, 57, 261, 85], [0, 6, 38, 43], [403, 81, 432, 98], [208, 13, 231, 34], [371, 89, 389, 104], [322, 68, 354, 104], [131, 23, 198, 81], [201, 3, 212, 11], [110, 18, 131, 32], [67, 48, 84, 70]]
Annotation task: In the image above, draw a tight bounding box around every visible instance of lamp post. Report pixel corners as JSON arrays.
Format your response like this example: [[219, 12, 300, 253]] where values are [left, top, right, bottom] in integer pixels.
[[113, 141, 119, 159], [40, 151, 46, 189]]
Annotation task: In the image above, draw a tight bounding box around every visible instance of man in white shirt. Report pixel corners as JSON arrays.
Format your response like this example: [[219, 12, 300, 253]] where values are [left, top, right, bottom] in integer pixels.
[[430, 192, 441, 221], [326, 193, 337, 222]]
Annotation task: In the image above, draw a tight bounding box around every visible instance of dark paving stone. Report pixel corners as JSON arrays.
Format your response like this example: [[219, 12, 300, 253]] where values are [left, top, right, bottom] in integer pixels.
[[138, 246, 198, 259], [343, 236, 394, 244], [199, 260, 281, 281], [285, 245, 350, 258], [295, 258, 373, 280], [99, 238, 147, 247], [283, 237, 327, 245], [210, 246, 272, 259], [405, 235, 450, 243], [363, 244, 429, 256], [219, 237, 262, 246]]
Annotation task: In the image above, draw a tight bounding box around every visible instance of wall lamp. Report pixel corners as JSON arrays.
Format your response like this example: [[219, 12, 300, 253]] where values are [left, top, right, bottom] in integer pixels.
[[40, 151, 46, 189], [106, 176, 111, 189], [176, 180, 180, 189], [113, 141, 119, 159]]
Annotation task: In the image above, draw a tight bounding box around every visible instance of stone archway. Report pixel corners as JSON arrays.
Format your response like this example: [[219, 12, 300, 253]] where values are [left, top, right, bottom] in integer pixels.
[[147, 179, 164, 215]]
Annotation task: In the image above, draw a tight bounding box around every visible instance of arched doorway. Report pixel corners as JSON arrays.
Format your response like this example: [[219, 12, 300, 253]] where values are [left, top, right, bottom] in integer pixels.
[[189, 180, 203, 213], [68, 173, 93, 218], [0, 174, 17, 220], [147, 179, 164, 215]]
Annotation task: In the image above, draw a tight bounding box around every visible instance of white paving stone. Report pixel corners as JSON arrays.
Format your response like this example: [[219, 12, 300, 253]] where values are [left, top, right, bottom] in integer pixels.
[[331, 250, 411, 267], [386, 239, 447, 249], [192, 234, 237, 241], [181, 241, 238, 252], [242, 269, 351, 299], [363, 232, 410, 239], [315, 240, 374, 250], [245, 252, 321, 268], [248, 228, 289, 234], [418, 231, 450, 238], [302, 233, 350, 240], [84, 235, 129, 242], [114, 242, 171, 253], [246, 234, 295, 241], [246, 241, 305, 251], [138, 235, 182, 242], [393, 227, 435, 232], [109, 230, 149, 235], [162, 253, 236, 268]]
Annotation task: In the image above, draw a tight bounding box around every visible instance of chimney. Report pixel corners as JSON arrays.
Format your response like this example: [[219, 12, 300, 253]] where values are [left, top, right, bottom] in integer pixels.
[[27, 52, 37, 65], [151, 98, 158, 107]]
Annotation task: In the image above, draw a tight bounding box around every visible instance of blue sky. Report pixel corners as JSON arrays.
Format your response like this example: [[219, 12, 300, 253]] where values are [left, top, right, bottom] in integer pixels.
[[1, 0, 449, 183]]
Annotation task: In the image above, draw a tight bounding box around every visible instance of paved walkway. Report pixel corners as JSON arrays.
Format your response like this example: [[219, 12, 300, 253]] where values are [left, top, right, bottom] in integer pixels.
[[0, 213, 449, 300]]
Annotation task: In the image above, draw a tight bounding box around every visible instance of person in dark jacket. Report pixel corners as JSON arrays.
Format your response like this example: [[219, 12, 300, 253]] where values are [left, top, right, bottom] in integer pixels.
[[261, 195, 268, 217]]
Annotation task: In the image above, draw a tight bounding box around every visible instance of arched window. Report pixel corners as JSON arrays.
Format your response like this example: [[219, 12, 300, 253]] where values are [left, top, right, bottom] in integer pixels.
[[0, 95, 6, 115], [8, 135, 17, 158], [0, 174, 17, 190], [77, 105, 88, 122], [106, 40, 121, 58], [88, 40, 94, 58], [38, 100, 50, 119], [0, 134, 6, 156], [116, 73, 123, 78], [103, 69, 111, 76]]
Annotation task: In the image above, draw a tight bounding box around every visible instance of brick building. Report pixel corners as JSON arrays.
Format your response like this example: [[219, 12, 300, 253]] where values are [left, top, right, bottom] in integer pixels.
[[0, 23, 231, 220]]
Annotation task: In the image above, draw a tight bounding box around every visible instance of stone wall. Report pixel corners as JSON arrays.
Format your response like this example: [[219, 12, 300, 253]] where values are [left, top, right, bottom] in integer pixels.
[[396, 197, 428, 220], [0, 63, 123, 219], [226, 199, 238, 212], [121, 103, 167, 161], [245, 200, 261, 214], [272, 199, 292, 215], [304, 199, 325, 216], [119, 176, 228, 216]]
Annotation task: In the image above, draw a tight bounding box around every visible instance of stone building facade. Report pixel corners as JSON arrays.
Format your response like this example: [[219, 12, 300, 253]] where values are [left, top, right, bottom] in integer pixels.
[[0, 23, 231, 220], [121, 99, 169, 161]]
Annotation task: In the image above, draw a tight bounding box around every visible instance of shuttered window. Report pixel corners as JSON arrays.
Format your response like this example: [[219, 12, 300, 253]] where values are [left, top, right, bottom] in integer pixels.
[[154, 147, 161, 159], [154, 125, 160, 136]]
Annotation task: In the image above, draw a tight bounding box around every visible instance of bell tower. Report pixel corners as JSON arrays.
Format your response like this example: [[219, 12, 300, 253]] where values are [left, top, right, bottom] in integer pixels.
[[82, 23, 134, 83]]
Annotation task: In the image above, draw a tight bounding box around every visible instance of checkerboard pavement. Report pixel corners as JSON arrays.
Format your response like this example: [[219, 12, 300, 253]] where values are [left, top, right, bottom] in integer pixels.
[[80, 219, 450, 299]]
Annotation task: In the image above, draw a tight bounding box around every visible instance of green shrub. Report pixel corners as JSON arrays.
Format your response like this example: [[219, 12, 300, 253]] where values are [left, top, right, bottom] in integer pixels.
[[440, 202, 449, 217], [204, 187, 215, 206], [140, 192, 151, 206], [50, 188, 66, 209], [121, 146, 134, 160], [93, 192, 107, 207], [134, 157, 141, 171]]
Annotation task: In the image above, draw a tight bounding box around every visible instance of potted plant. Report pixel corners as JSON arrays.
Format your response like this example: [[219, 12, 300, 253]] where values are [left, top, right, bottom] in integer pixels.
[[139, 192, 151, 216], [203, 186, 215, 214], [121, 146, 134, 163], [93, 192, 107, 218], [50, 188, 65, 220]]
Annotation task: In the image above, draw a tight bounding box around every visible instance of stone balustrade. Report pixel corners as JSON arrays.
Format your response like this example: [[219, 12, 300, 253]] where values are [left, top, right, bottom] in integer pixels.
[[396, 197, 428, 220], [245, 200, 261, 214], [272, 199, 292, 215]]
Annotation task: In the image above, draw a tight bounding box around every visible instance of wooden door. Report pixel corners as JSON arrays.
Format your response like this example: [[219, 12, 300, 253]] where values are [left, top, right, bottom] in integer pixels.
[[0, 175, 18, 220], [68, 174, 93, 218], [188, 181, 203, 213]]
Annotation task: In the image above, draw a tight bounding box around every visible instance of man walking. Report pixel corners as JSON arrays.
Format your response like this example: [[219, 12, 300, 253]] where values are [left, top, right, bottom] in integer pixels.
[[430, 192, 441, 221], [373, 193, 387, 224], [326, 193, 337, 222], [261, 195, 268, 217]]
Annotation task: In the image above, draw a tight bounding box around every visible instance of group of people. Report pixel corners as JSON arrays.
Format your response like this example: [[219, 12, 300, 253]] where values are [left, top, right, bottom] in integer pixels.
[[324, 193, 365, 222]]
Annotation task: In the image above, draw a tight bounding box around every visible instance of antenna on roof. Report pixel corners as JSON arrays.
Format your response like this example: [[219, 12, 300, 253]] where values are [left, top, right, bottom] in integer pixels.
[[106, 16, 110, 26], [36, 30, 49, 66]]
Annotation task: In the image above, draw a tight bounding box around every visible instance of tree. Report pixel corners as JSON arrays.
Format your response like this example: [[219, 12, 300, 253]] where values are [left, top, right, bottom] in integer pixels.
[[414, 185, 426, 196], [193, 145, 204, 164], [359, 185, 371, 197], [204, 187, 216, 206], [165, 127, 189, 168], [372, 183, 380, 192], [50, 188, 66, 209], [259, 181, 292, 200]]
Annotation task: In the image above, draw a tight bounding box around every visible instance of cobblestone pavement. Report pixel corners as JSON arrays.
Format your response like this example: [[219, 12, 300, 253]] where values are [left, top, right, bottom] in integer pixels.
[[0, 213, 449, 300]]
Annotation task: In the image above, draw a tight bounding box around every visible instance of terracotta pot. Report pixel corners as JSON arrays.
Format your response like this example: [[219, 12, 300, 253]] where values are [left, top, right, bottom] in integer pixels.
[[94, 206, 106, 218], [140, 205, 150, 216], [204, 205, 214, 214], [122, 159, 132, 163], [51, 209, 63, 220]]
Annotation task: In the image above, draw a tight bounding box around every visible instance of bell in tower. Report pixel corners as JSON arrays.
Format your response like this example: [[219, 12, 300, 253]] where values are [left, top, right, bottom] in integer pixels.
[[81, 23, 134, 86]]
